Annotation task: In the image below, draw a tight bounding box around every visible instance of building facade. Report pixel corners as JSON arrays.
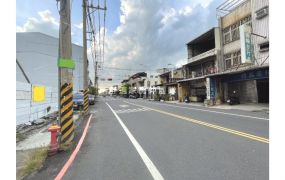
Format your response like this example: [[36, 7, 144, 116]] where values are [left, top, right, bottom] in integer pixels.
[[214, 0, 269, 104], [121, 72, 160, 98], [16, 32, 85, 91], [177, 27, 221, 103]]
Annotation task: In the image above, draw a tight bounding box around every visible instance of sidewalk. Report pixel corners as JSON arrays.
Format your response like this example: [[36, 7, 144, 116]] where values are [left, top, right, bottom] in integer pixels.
[[16, 113, 82, 180], [164, 100, 204, 107], [210, 103, 269, 112], [163, 100, 269, 112]]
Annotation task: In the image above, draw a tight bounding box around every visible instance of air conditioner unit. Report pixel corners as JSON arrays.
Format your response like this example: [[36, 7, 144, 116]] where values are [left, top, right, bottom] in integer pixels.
[[256, 6, 268, 19]]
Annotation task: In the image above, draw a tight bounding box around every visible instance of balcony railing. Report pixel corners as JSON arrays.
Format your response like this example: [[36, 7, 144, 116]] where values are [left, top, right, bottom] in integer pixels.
[[188, 48, 216, 63], [168, 78, 184, 83], [188, 67, 217, 78]]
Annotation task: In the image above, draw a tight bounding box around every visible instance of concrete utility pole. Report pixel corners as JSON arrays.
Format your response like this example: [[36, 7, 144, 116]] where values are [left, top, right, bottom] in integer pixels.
[[58, 0, 75, 145], [83, 0, 89, 114], [95, 61, 98, 96], [86, 2, 107, 97]]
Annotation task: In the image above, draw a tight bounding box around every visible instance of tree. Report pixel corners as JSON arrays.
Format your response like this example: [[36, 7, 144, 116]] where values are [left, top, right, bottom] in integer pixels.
[[89, 86, 98, 95]]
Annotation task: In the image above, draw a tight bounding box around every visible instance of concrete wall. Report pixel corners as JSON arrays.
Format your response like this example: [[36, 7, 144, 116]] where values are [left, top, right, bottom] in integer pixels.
[[16, 81, 58, 125], [251, 0, 269, 65], [172, 69, 183, 78], [227, 80, 258, 103], [16, 32, 84, 92], [178, 83, 190, 102], [221, 0, 251, 28]]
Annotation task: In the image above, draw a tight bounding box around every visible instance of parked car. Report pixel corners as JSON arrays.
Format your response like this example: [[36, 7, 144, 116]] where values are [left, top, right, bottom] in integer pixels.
[[73, 92, 84, 110], [89, 94, 95, 105]]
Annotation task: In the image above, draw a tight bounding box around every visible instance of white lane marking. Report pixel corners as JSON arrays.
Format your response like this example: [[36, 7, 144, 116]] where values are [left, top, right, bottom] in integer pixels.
[[115, 108, 150, 114], [129, 100, 269, 121], [119, 104, 129, 108], [106, 103, 164, 180]]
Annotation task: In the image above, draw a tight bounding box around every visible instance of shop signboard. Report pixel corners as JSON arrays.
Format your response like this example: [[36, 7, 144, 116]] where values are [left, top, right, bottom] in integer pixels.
[[222, 68, 269, 82], [206, 78, 210, 100], [210, 78, 216, 99], [240, 24, 253, 64]]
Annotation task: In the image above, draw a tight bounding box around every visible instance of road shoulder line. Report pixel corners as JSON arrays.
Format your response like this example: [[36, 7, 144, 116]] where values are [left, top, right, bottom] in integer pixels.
[[55, 114, 93, 180], [106, 102, 164, 180]]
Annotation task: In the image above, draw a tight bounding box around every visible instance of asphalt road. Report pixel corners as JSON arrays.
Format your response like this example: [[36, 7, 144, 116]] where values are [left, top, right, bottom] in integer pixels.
[[63, 96, 269, 180]]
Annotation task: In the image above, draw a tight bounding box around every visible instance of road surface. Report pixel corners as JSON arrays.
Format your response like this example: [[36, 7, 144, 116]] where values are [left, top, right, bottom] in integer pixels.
[[63, 96, 269, 180]]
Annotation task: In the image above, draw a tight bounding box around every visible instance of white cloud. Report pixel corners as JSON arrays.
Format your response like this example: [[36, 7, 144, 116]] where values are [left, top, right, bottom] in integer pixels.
[[179, 6, 193, 16], [16, 10, 59, 37], [74, 22, 83, 29], [89, 0, 224, 90]]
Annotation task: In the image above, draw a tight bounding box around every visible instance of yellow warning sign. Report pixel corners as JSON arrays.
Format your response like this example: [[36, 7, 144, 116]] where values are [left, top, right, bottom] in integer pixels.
[[33, 85, 45, 102]]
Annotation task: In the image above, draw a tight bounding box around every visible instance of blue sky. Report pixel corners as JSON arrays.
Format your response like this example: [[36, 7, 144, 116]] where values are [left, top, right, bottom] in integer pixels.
[[17, 0, 121, 44], [17, 0, 224, 90]]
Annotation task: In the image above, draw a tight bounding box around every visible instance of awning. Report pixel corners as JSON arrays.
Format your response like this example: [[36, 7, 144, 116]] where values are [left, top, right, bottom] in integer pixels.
[[206, 64, 269, 78]]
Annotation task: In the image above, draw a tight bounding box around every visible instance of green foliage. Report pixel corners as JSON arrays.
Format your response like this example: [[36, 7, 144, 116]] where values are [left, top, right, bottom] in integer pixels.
[[16, 132, 26, 142], [89, 86, 98, 95], [19, 147, 48, 179]]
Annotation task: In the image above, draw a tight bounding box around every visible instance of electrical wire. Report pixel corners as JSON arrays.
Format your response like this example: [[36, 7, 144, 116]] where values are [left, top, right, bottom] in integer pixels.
[[102, 0, 106, 65], [98, 0, 102, 65]]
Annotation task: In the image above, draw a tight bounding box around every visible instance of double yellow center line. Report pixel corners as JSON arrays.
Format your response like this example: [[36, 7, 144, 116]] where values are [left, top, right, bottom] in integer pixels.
[[124, 101, 269, 144]]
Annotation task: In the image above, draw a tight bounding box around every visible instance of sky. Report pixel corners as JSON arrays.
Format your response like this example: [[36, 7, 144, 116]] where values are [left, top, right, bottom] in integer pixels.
[[16, 0, 225, 92]]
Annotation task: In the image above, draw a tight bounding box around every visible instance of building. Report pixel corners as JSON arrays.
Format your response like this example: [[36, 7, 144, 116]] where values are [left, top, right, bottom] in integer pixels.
[[143, 72, 160, 99], [158, 68, 184, 101], [213, 0, 269, 104], [177, 27, 222, 103], [128, 72, 147, 97], [120, 71, 160, 99], [16, 32, 85, 91], [16, 32, 87, 124]]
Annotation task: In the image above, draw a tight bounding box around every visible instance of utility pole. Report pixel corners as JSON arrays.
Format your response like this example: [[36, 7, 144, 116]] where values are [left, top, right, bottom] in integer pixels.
[[58, 0, 75, 146], [86, 1, 106, 97], [95, 61, 98, 96], [83, 0, 89, 114]]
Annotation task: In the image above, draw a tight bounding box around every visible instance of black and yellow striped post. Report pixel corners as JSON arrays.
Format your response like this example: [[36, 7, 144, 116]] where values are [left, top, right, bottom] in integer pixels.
[[83, 89, 89, 114], [60, 82, 74, 145]]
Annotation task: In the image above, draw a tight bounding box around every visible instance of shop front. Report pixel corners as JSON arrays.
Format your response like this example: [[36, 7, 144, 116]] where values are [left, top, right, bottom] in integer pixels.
[[220, 67, 269, 103]]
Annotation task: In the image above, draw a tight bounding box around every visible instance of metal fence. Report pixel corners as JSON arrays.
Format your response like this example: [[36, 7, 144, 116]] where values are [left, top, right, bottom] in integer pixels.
[[16, 81, 58, 125]]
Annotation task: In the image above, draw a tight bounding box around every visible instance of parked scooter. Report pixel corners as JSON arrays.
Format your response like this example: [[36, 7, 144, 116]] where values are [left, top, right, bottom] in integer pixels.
[[227, 90, 240, 105], [184, 96, 190, 103]]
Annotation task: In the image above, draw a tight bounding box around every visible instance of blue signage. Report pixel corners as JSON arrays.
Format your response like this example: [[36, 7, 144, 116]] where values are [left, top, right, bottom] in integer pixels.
[[210, 78, 216, 98], [222, 68, 269, 83]]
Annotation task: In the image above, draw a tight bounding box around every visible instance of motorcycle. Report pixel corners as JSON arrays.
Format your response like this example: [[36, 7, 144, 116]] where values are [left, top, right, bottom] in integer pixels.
[[227, 90, 240, 105], [184, 96, 190, 103]]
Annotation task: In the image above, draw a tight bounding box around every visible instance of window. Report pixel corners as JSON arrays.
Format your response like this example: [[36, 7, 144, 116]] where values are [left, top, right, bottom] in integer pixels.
[[223, 27, 231, 44], [256, 6, 268, 19], [240, 16, 251, 25], [154, 81, 157, 85], [259, 41, 269, 52], [224, 54, 232, 69], [150, 75, 153, 78], [231, 23, 240, 41], [223, 15, 252, 45], [155, 76, 158, 78], [233, 51, 241, 66], [147, 81, 150, 87]]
